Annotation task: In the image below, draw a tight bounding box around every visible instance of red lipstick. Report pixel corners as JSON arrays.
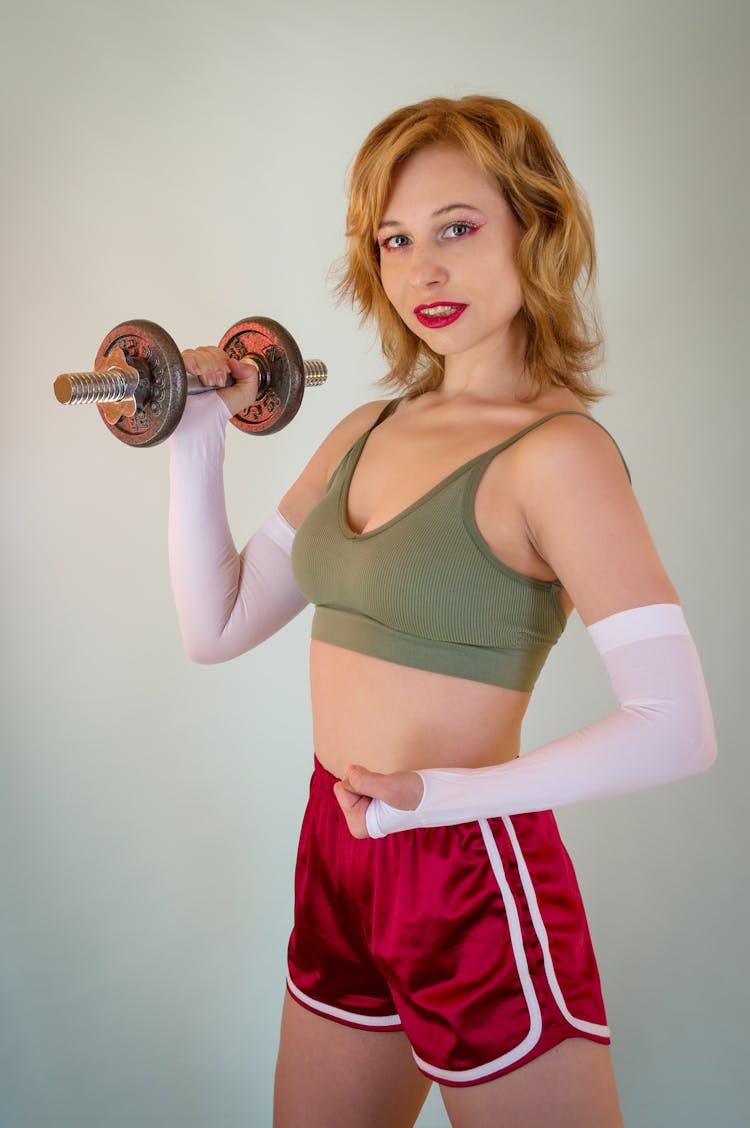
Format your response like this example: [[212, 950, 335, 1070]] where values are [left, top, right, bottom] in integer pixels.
[[414, 302, 468, 329]]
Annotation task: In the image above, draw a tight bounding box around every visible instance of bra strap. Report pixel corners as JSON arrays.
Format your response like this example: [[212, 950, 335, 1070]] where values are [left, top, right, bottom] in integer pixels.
[[371, 397, 401, 428], [472, 410, 631, 481], [327, 399, 402, 489]]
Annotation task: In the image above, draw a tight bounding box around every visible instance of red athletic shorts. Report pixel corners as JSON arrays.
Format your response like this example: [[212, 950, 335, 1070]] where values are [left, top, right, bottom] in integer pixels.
[[286, 758, 610, 1086]]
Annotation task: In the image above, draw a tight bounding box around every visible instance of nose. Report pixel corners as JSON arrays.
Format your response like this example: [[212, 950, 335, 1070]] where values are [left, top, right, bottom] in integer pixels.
[[409, 245, 448, 290]]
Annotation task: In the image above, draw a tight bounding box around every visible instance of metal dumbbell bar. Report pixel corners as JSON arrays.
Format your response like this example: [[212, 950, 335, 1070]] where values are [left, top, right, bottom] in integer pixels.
[[54, 316, 327, 446]]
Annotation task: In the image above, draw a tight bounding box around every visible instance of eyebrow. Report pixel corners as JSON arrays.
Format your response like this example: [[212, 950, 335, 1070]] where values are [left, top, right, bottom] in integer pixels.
[[377, 202, 482, 230]]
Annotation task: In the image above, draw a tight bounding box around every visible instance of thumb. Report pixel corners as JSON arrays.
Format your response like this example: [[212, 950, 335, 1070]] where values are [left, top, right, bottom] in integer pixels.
[[343, 764, 388, 800], [343, 764, 423, 811], [227, 356, 261, 387]]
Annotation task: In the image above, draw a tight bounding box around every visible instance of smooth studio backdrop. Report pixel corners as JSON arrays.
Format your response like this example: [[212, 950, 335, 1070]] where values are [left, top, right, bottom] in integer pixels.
[[1, 1, 747, 1125]]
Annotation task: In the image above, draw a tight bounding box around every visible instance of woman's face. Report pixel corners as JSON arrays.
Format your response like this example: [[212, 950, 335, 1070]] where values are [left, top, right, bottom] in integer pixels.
[[377, 143, 525, 365]]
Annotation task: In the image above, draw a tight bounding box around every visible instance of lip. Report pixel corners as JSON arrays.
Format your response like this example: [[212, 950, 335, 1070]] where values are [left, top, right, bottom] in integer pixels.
[[413, 302, 468, 329]]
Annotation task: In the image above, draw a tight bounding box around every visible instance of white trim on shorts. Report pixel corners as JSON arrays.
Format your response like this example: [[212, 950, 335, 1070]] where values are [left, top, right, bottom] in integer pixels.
[[286, 974, 403, 1028], [412, 816, 610, 1084], [502, 816, 611, 1040]]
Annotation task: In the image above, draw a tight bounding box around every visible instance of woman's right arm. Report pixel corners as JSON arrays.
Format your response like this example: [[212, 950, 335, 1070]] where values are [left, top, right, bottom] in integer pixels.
[[168, 388, 310, 663], [168, 352, 385, 663]]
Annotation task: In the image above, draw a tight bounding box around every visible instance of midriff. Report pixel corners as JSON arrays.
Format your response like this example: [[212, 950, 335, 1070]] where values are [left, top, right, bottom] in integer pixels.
[[310, 639, 529, 779]]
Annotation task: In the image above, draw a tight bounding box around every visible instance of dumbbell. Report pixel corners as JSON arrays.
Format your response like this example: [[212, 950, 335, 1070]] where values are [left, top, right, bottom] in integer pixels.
[[53, 316, 327, 447]]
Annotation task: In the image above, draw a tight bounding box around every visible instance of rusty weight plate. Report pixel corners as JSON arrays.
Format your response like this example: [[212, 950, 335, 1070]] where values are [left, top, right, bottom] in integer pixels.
[[219, 317, 304, 435], [96, 320, 187, 447]]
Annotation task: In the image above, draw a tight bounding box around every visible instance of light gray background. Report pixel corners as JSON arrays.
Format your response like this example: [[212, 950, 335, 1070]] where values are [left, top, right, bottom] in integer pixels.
[[2, 1, 747, 1125]]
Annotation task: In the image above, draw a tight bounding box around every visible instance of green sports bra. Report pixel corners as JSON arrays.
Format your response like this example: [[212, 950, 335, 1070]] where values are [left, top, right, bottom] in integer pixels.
[[291, 402, 629, 691]]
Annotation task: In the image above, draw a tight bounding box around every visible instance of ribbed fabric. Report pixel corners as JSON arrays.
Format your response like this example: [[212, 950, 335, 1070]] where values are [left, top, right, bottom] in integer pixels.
[[292, 402, 629, 691]]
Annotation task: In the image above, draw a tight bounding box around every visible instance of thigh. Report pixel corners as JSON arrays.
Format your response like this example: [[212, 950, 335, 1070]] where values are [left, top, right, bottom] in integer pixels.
[[273, 992, 431, 1128], [440, 1038, 623, 1128]]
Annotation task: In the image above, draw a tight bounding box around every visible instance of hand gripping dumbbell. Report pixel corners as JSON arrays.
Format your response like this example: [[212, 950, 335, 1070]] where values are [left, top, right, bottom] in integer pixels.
[[53, 317, 327, 447]]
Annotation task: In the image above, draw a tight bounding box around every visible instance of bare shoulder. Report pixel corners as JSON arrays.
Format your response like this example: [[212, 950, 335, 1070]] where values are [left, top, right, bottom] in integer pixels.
[[516, 410, 634, 541], [515, 412, 677, 624], [279, 399, 391, 528], [517, 411, 630, 486]]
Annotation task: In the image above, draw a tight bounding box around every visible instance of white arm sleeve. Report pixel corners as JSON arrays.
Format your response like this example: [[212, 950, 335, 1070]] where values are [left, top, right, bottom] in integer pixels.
[[365, 603, 717, 838], [168, 394, 308, 663]]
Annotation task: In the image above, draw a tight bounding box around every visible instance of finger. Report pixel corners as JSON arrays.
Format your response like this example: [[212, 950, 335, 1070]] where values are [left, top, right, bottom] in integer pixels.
[[183, 347, 230, 387], [183, 349, 211, 385], [199, 349, 226, 386], [332, 783, 370, 839], [332, 780, 360, 810]]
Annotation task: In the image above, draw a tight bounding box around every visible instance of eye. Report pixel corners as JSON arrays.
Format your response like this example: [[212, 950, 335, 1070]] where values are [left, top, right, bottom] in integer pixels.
[[378, 233, 411, 251], [443, 221, 478, 239]]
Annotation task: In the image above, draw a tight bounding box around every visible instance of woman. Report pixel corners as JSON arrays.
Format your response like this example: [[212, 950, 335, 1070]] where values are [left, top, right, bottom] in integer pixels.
[[169, 96, 716, 1127]]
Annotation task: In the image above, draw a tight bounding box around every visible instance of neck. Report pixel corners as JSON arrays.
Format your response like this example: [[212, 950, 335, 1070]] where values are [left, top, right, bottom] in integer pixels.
[[435, 313, 530, 406], [440, 328, 531, 405]]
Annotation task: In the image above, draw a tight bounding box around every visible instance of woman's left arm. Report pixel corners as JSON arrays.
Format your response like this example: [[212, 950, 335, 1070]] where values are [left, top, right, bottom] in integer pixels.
[[335, 415, 717, 838]]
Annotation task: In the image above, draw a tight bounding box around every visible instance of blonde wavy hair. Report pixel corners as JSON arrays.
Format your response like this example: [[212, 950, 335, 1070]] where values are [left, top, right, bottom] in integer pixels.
[[336, 95, 605, 403]]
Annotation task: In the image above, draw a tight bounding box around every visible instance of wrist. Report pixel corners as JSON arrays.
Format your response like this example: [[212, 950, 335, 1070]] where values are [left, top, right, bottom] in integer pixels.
[[170, 392, 232, 452], [217, 358, 261, 416], [365, 770, 427, 839]]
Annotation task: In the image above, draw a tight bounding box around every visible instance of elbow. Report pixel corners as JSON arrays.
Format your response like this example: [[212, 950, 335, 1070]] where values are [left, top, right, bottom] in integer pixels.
[[691, 725, 718, 776], [181, 632, 233, 665], [633, 698, 717, 783], [186, 647, 224, 666], [182, 629, 256, 665], [689, 690, 718, 775], [674, 705, 718, 779]]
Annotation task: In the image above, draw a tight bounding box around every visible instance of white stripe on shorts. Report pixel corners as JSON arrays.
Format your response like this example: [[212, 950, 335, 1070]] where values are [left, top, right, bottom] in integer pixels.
[[502, 815, 610, 1039], [412, 819, 543, 1083], [286, 974, 402, 1028], [412, 815, 608, 1083]]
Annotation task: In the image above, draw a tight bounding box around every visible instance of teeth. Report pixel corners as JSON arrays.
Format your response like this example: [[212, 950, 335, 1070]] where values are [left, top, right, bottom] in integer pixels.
[[421, 305, 460, 316]]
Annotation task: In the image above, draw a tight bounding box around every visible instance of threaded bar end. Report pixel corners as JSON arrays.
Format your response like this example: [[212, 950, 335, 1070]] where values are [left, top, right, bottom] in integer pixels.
[[303, 360, 327, 386], [54, 370, 134, 406]]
